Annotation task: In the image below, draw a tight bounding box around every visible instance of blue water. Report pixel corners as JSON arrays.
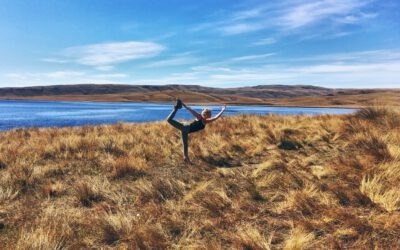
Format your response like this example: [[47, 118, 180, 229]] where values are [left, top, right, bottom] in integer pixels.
[[0, 100, 356, 131]]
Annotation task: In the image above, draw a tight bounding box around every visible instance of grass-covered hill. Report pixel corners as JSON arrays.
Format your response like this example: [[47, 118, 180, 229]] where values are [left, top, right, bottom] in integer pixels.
[[1, 84, 400, 107], [0, 107, 399, 249]]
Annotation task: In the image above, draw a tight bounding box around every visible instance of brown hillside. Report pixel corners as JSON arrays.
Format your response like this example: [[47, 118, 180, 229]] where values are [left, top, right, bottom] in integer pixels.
[[1, 84, 399, 107]]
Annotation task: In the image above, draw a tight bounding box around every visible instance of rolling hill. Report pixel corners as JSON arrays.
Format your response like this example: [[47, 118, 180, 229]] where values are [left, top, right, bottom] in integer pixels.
[[0, 84, 399, 107]]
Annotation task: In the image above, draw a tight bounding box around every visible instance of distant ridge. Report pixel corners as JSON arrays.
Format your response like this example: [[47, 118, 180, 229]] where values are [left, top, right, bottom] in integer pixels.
[[0, 84, 398, 107], [0, 84, 375, 98]]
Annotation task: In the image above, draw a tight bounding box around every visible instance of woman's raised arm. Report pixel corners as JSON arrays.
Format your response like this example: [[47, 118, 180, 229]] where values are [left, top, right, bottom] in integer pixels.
[[205, 105, 226, 123], [183, 103, 202, 120]]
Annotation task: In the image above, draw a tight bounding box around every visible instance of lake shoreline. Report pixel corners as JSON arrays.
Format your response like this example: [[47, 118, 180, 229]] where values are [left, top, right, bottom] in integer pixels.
[[0, 100, 357, 131], [0, 98, 359, 109]]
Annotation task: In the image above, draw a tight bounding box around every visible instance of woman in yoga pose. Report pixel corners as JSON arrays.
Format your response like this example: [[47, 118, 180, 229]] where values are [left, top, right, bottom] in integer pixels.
[[166, 99, 226, 163]]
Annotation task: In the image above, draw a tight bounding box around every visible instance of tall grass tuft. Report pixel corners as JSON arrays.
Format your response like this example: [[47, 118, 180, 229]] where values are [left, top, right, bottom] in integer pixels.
[[356, 105, 400, 128], [360, 161, 400, 211], [110, 156, 148, 179], [74, 181, 104, 207]]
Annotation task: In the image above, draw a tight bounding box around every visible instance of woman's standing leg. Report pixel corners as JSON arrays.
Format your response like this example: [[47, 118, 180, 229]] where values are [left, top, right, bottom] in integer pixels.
[[181, 125, 190, 161]]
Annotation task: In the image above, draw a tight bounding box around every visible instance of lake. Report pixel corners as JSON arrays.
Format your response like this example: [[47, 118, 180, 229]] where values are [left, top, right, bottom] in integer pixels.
[[0, 100, 356, 131]]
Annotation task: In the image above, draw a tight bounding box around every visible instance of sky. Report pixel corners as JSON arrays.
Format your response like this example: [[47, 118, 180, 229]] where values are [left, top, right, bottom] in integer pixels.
[[0, 0, 399, 88]]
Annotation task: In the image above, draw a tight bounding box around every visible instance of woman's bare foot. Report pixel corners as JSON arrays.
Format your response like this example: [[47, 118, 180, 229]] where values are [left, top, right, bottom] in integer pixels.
[[184, 157, 192, 164]]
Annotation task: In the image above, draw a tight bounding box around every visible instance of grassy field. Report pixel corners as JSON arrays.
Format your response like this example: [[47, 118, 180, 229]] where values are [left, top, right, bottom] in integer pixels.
[[0, 107, 399, 249]]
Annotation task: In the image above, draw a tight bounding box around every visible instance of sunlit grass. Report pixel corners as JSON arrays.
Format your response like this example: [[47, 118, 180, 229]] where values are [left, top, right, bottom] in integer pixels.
[[0, 107, 399, 248]]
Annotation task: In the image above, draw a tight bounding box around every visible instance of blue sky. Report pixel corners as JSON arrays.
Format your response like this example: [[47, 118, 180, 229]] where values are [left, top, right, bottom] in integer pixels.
[[0, 0, 399, 88]]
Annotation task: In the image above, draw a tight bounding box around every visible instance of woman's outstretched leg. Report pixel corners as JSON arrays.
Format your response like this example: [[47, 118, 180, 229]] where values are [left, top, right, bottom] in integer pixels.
[[166, 99, 183, 130]]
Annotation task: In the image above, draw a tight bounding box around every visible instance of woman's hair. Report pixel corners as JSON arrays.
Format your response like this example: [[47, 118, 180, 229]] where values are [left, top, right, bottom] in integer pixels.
[[202, 108, 211, 118]]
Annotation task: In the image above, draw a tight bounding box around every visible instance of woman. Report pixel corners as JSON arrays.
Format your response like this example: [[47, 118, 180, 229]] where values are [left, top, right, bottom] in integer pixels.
[[166, 99, 226, 163]]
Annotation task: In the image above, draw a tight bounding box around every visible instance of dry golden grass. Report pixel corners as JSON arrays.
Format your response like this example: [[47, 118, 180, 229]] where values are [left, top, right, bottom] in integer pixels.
[[0, 106, 400, 248]]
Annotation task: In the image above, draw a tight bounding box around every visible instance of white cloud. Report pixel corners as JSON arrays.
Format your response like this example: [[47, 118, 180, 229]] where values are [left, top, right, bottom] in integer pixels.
[[41, 58, 68, 64], [191, 66, 233, 72], [94, 74, 127, 78], [131, 49, 400, 88], [253, 38, 277, 46], [196, 0, 376, 38], [279, 0, 370, 29], [129, 72, 202, 85], [205, 62, 400, 87], [62, 41, 165, 67], [291, 62, 400, 74], [95, 65, 114, 71], [230, 53, 275, 62], [101, 49, 400, 87], [335, 12, 378, 24], [6, 71, 86, 80], [141, 55, 199, 68], [4, 71, 128, 86], [283, 49, 400, 64], [231, 6, 266, 21], [219, 22, 267, 35], [6, 48, 400, 88], [45, 71, 86, 78]]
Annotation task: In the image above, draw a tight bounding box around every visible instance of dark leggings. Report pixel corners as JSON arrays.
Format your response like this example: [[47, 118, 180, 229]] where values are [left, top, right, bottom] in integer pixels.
[[166, 109, 189, 158]]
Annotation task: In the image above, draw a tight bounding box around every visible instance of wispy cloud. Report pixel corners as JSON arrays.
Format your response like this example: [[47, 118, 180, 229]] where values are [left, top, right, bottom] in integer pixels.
[[191, 66, 233, 72], [219, 22, 267, 35], [4, 71, 127, 86], [61, 41, 165, 68], [334, 12, 378, 24], [130, 49, 400, 88], [41, 58, 69, 64], [6, 71, 86, 80], [95, 65, 114, 71], [290, 62, 400, 74], [141, 57, 195, 68], [5, 71, 88, 86], [195, 0, 376, 39], [44, 71, 86, 78], [231, 6, 266, 21], [253, 38, 277, 46], [204, 62, 400, 87], [279, 0, 370, 29], [94, 73, 127, 78], [230, 53, 275, 62], [141, 53, 199, 68], [283, 49, 400, 63]]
